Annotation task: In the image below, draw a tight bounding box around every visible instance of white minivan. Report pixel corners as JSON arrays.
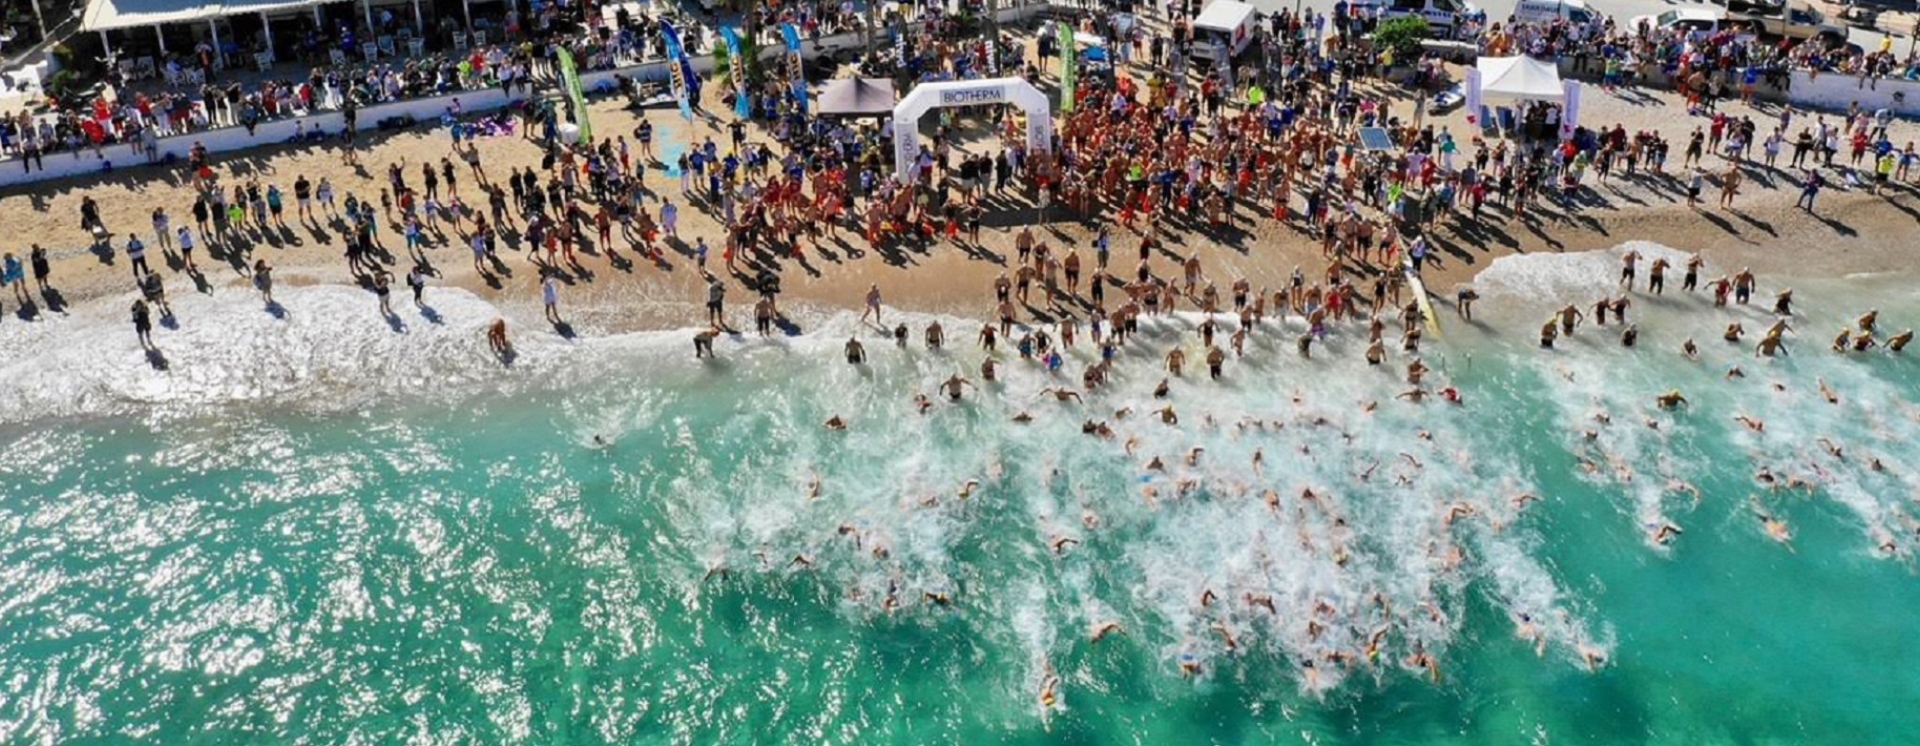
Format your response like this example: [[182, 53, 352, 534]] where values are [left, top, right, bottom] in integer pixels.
[[1513, 0, 1597, 26]]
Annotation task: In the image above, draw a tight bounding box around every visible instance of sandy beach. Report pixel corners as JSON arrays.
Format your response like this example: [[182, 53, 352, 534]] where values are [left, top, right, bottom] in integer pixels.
[[4, 54, 1919, 341]]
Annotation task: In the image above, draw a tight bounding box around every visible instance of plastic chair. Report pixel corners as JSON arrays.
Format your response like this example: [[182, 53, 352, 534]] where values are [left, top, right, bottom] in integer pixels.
[[453, 32, 469, 52], [408, 38, 426, 57], [377, 36, 396, 57], [330, 48, 348, 66], [472, 30, 487, 46], [255, 52, 272, 72], [362, 41, 379, 62]]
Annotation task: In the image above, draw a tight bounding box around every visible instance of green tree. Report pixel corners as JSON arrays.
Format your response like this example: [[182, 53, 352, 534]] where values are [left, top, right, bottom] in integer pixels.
[[1373, 16, 1431, 64]]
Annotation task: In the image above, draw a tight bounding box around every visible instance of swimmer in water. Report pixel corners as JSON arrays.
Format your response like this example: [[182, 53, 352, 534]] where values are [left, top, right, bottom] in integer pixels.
[[1724, 323, 1746, 343], [1649, 522, 1684, 546], [941, 374, 975, 401], [1159, 406, 1179, 425], [1012, 411, 1035, 423], [1756, 334, 1788, 357], [1038, 387, 1084, 403], [1818, 378, 1838, 404], [1178, 652, 1202, 677], [1579, 645, 1609, 671], [1734, 415, 1765, 431], [1682, 338, 1699, 360], [1831, 327, 1852, 353], [824, 415, 848, 430], [1213, 623, 1239, 653], [1153, 378, 1171, 398], [1889, 330, 1914, 352], [1858, 309, 1879, 335], [1655, 390, 1689, 409], [1751, 500, 1794, 548], [1725, 364, 1747, 380], [1558, 304, 1585, 335], [1406, 359, 1430, 387], [1186, 447, 1205, 466], [1090, 621, 1125, 643]]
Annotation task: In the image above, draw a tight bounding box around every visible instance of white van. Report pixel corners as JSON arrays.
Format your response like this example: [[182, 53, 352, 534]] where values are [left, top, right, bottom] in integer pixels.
[[1191, 0, 1258, 62], [1513, 0, 1597, 26]]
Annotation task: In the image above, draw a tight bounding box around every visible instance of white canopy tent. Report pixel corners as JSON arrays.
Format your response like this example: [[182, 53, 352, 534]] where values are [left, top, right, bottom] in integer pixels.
[[1473, 55, 1564, 103]]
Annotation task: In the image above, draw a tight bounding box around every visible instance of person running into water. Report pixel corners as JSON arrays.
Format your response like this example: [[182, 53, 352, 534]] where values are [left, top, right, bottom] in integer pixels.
[[253, 259, 275, 305], [861, 283, 883, 326], [542, 272, 563, 325], [130, 300, 154, 349], [488, 318, 512, 357]]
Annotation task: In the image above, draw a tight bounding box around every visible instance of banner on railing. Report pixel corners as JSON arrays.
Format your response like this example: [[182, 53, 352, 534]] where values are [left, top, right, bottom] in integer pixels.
[[781, 23, 807, 114], [661, 21, 695, 121], [1058, 23, 1076, 113], [720, 26, 752, 118], [556, 47, 592, 142]]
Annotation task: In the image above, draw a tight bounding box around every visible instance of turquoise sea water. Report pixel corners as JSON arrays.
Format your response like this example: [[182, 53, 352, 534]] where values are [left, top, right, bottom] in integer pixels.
[[4, 244, 1920, 743]]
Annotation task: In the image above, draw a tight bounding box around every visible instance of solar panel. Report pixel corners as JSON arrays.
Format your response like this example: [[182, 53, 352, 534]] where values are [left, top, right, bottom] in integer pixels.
[[1358, 127, 1395, 152]]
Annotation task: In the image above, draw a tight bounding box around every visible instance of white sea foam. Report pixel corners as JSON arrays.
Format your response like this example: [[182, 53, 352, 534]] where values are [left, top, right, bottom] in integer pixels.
[[1471, 240, 1696, 306]]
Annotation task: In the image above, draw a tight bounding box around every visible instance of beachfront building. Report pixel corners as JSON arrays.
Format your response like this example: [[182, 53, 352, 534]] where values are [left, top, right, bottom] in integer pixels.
[[81, 0, 523, 80]]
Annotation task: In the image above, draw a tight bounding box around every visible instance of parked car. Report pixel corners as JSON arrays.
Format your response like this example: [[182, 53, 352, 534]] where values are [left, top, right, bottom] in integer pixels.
[[1734, 0, 1850, 47], [1629, 7, 1728, 36]]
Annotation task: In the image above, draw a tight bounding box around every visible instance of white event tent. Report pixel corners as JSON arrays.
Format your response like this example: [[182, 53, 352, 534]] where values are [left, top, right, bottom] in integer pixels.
[[1474, 55, 1564, 103]]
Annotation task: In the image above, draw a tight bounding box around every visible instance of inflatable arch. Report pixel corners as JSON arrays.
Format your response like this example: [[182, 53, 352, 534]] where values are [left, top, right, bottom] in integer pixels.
[[892, 78, 1053, 181]]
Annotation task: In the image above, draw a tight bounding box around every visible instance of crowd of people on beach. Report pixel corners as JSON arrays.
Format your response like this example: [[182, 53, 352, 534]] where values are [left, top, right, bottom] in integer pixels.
[[9, 0, 1920, 705], [2, 0, 1908, 376]]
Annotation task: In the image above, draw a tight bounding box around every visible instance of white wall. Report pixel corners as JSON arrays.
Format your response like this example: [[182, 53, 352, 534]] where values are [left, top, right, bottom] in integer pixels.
[[1786, 70, 1920, 118], [0, 3, 1047, 191]]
